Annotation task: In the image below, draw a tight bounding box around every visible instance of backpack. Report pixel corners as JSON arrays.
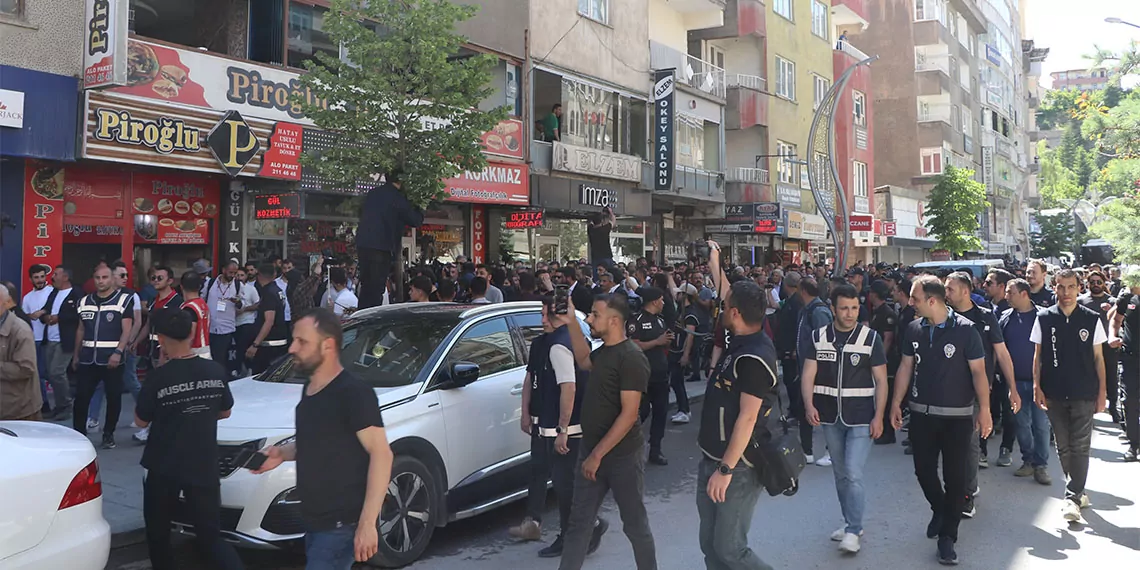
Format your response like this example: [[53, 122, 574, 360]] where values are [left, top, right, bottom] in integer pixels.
[[203, 275, 242, 304]]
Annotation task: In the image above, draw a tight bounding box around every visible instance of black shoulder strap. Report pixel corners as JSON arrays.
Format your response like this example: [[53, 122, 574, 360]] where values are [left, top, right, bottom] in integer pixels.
[[41, 288, 61, 314]]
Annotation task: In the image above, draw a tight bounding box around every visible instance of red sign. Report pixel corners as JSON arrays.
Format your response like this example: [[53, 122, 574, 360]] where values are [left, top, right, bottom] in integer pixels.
[[882, 221, 897, 236], [63, 223, 123, 244], [258, 122, 304, 180], [849, 214, 873, 232], [130, 171, 221, 220], [445, 163, 529, 205], [505, 210, 544, 230], [931, 249, 952, 261], [481, 118, 525, 160], [63, 168, 127, 219], [253, 193, 301, 219], [471, 206, 487, 265], [22, 163, 65, 294], [755, 219, 779, 233]]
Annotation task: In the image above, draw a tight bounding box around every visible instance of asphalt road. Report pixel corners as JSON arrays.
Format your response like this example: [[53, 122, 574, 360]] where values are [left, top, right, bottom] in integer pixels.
[[106, 403, 1140, 569]]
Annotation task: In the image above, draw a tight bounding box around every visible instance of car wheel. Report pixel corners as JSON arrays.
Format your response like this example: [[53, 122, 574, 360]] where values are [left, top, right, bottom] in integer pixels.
[[369, 455, 438, 568]]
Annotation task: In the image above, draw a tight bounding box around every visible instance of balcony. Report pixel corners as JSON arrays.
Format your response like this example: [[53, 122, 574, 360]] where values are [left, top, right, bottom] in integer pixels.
[[996, 138, 1012, 158], [915, 51, 952, 75], [917, 103, 954, 125], [689, 0, 767, 40], [835, 40, 871, 62], [669, 0, 728, 11], [726, 74, 769, 130], [642, 163, 726, 202], [725, 167, 770, 184], [650, 41, 727, 100]]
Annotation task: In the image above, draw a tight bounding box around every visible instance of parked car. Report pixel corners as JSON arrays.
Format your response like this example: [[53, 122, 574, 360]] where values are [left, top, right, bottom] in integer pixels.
[[0, 421, 111, 570], [174, 302, 591, 568], [913, 259, 1006, 280]]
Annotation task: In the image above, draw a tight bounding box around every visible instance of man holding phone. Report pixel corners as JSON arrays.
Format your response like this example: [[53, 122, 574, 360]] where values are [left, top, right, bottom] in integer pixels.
[[135, 308, 243, 570]]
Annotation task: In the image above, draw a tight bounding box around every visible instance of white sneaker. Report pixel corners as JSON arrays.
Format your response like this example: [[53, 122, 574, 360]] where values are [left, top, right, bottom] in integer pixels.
[[815, 453, 833, 467], [671, 411, 691, 424], [838, 533, 861, 554], [1079, 494, 1091, 509], [86, 418, 99, 431], [805, 454, 815, 464], [132, 427, 149, 443], [830, 526, 860, 541], [1062, 500, 1082, 522]]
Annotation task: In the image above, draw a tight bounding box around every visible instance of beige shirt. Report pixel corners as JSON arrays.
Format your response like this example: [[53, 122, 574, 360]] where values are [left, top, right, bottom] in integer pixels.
[[0, 311, 41, 420]]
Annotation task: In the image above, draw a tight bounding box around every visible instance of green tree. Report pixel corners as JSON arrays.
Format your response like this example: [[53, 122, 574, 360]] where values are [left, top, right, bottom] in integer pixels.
[[1082, 98, 1140, 160], [1058, 123, 1084, 170], [1076, 146, 1096, 188], [1030, 211, 1075, 259], [1037, 145, 1083, 208], [1094, 158, 1140, 198], [1091, 196, 1140, 265], [1036, 88, 1085, 131], [296, 0, 507, 207], [925, 166, 990, 256]]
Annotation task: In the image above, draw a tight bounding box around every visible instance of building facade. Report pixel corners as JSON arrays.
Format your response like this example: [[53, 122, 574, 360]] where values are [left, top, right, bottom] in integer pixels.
[[1049, 67, 1117, 92]]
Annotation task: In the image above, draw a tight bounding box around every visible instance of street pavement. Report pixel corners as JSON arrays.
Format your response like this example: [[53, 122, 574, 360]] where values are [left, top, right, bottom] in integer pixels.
[[103, 397, 1140, 569]]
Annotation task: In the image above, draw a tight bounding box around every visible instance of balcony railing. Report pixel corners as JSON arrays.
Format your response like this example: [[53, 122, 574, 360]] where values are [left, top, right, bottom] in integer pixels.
[[727, 74, 767, 92], [725, 167, 770, 184], [835, 40, 871, 62], [917, 103, 954, 124], [650, 41, 727, 99], [915, 52, 951, 75]]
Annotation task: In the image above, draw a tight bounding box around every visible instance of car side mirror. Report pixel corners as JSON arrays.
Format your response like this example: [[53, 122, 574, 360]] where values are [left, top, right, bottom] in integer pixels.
[[440, 361, 480, 389]]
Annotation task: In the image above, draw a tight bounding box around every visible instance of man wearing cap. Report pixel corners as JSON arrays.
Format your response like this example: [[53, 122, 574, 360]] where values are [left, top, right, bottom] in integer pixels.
[[628, 287, 674, 466], [192, 259, 213, 297]]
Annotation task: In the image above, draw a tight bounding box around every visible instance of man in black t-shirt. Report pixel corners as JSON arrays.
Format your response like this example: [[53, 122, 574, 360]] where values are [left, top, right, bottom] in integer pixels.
[[1027, 259, 1056, 307], [1113, 285, 1140, 461], [587, 207, 616, 270], [867, 281, 898, 444], [247, 263, 290, 374], [627, 287, 674, 466], [256, 309, 392, 569], [1078, 270, 1119, 424], [135, 308, 242, 570]]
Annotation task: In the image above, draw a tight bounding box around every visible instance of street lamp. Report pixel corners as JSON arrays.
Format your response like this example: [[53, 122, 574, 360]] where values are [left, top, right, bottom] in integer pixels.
[[1105, 16, 1140, 29]]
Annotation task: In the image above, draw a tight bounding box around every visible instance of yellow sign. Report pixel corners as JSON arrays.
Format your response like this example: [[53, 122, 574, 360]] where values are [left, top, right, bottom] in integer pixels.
[[92, 108, 201, 154]]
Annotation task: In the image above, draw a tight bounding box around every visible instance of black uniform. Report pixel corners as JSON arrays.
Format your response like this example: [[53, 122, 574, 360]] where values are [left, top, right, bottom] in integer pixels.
[[73, 289, 135, 441], [902, 310, 986, 544], [956, 303, 1014, 461], [1079, 293, 1119, 422], [868, 303, 899, 442], [251, 281, 290, 374], [628, 310, 670, 455], [1030, 287, 1056, 308], [1116, 294, 1139, 451]]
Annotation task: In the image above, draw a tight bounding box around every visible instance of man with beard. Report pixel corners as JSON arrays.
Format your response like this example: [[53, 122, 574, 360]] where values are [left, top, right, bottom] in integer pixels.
[[21, 264, 54, 416], [1112, 276, 1140, 461], [1077, 270, 1121, 425], [1027, 259, 1056, 308], [985, 268, 1015, 315], [247, 264, 290, 375], [255, 309, 393, 569]]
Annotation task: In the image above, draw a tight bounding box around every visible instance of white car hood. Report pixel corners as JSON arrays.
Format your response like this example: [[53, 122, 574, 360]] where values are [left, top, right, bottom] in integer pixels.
[[221, 377, 421, 430]]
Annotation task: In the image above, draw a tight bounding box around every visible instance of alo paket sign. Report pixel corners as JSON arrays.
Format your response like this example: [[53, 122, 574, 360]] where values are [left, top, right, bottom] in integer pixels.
[[83, 0, 128, 88], [653, 69, 675, 191], [505, 210, 544, 230]]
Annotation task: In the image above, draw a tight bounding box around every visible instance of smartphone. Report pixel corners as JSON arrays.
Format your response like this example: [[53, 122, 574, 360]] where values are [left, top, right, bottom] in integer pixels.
[[553, 285, 570, 315], [234, 448, 269, 471]]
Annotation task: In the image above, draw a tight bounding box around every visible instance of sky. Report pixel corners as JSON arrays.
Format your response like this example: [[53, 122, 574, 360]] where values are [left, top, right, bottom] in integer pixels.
[[1025, 0, 1138, 88]]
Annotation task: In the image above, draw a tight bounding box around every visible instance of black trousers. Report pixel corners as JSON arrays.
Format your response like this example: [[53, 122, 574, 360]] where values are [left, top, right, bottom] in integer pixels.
[[525, 433, 580, 533], [558, 449, 656, 570], [639, 378, 670, 452], [358, 247, 393, 309], [144, 472, 244, 570], [252, 345, 289, 375], [981, 379, 1017, 454], [209, 333, 235, 380], [72, 364, 124, 436], [668, 356, 689, 414], [1123, 357, 1139, 449], [1104, 347, 1121, 418], [909, 413, 973, 542], [234, 324, 258, 376], [783, 358, 814, 455]]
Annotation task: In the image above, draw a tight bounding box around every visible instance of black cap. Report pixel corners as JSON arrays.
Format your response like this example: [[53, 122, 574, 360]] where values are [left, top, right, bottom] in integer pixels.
[[847, 266, 865, 276], [152, 307, 192, 341], [869, 280, 891, 300], [637, 286, 664, 303]]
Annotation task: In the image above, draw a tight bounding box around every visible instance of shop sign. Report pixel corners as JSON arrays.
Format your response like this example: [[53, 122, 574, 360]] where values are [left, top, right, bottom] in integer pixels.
[[800, 167, 811, 190], [785, 211, 803, 239], [149, 218, 210, 245], [800, 213, 828, 241], [63, 223, 122, 243], [982, 146, 994, 195], [444, 163, 529, 205], [505, 210, 544, 230], [253, 193, 301, 219], [854, 195, 869, 214], [224, 183, 244, 264], [931, 249, 952, 261], [855, 125, 868, 150], [0, 89, 25, 129], [579, 183, 619, 209], [261, 123, 303, 180], [21, 163, 65, 294], [482, 118, 524, 160], [471, 206, 487, 265], [882, 221, 897, 236], [724, 203, 752, 224], [776, 184, 802, 209], [985, 44, 1002, 67], [64, 168, 126, 219], [848, 214, 873, 232], [552, 142, 641, 183], [83, 0, 128, 89], [704, 223, 755, 234], [92, 107, 201, 154], [206, 110, 261, 177], [653, 69, 675, 191], [754, 202, 781, 233]]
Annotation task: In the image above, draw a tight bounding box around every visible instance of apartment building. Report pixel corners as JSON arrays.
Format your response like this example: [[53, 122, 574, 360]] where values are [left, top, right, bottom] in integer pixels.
[[857, 0, 987, 262], [1050, 67, 1117, 92]]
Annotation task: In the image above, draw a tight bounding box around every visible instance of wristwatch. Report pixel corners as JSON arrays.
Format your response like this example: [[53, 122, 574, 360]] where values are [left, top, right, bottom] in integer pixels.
[[717, 462, 733, 475], [555, 425, 567, 434]]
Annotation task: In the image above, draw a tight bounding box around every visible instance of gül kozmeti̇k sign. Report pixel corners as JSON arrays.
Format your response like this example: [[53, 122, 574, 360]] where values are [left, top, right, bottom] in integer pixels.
[[654, 69, 675, 192]]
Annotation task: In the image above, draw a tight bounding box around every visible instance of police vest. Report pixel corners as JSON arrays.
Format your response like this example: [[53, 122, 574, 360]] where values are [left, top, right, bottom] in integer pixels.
[[699, 331, 779, 466], [1037, 304, 1101, 401], [530, 327, 588, 438], [811, 324, 877, 426], [907, 312, 979, 418], [78, 289, 132, 366]]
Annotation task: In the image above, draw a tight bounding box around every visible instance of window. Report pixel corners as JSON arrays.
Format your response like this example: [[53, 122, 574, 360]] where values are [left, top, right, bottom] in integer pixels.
[[951, 105, 961, 132], [676, 114, 708, 170], [287, 3, 341, 69], [777, 140, 797, 184], [774, 0, 794, 21], [811, 1, 828, 38], [578, 0, 608, 24], [776, 57, 796, 101], [512, 313, 546, 357], [959, 63, 971, 91], [920, 147, 944, 175], [708, 45, 726, 71], [446, 318, 520, 378], [812, 74, 831, 110], [562, 78, 616, 152], [0, 0, 22, 18], [852, 90, 866, 126], [853, 161, 868, 197], [915, 0, 944, 23], [957, 15, 969, 48]]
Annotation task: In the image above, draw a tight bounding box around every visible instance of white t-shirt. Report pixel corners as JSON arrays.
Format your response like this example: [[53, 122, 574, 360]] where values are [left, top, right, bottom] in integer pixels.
[[1029, 317, 1107, 344], [549, 344, 576, 385], [275, 276, 292, 321], [235, 282, 261, 327], [21, 285, 54, 341], [330, 288, 359, 316], [46, 287, 72, 343]]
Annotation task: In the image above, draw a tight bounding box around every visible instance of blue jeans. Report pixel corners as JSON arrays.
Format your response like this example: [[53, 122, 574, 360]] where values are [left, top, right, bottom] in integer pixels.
[[36, 341, 50, 408], [1015, 381, 1051, 467], [305, 524, 357, 570], [88, 352, 141, 422], [820, 422, 873, 536], [695, 458, 773, 570]]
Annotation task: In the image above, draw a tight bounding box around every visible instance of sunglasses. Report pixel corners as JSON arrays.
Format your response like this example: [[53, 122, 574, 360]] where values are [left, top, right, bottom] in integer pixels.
[[150, 275, 165, 281], [1089, 280, 1104, 285]]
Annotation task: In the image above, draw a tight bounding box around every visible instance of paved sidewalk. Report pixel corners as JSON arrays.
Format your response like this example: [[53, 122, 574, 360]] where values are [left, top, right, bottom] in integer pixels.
[[67, 379, 711, 539]]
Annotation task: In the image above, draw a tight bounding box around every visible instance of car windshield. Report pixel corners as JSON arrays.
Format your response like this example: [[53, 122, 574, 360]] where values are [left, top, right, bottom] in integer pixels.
[[257, 314, 458, 387]]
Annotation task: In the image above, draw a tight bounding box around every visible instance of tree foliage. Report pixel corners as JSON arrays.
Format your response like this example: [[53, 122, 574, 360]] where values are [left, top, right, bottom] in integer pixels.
[[925, 166, 989, 255], [296, 0, 507, 207], [1031, 211, 1075, 260], [1091, 196, 1140, 266], [1037, 145, 1083, 208]]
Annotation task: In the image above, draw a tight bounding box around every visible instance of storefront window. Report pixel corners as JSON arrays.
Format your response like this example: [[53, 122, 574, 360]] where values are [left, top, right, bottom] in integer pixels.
[[562, 78, 615, 152], [288, 220, 358, 267]]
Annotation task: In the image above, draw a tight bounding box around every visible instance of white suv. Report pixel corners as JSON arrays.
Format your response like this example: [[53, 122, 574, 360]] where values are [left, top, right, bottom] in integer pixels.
[[175, 302, 585, 567]]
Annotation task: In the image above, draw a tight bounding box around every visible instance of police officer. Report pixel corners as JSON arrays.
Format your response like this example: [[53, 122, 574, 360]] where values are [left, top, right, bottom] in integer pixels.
[[246, 263, 291, 374], [1112, 280, 1140, 461], [511, 299, 607, 557], [1078, 270, 1119, 424], [801, 284, 889, 555], [867, 281, 898, 444], [891, 275, 991, 566], [892, 278, 919, 454], [1033, 269, 1107, 522], [628, 286, 674, 466], [71, 263, 136, 449]]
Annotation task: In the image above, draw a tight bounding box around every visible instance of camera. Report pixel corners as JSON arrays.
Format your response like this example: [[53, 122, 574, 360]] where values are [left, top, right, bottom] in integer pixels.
[[688, 240, 710, 262], [553, 285, 570, 315]]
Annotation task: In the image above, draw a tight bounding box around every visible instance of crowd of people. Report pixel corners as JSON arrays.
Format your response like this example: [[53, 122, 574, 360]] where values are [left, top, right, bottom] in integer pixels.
[[1, 239, 1138, 569]]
